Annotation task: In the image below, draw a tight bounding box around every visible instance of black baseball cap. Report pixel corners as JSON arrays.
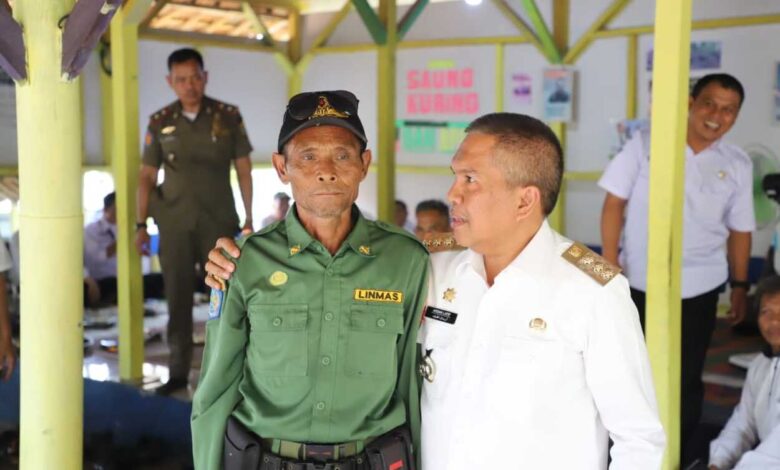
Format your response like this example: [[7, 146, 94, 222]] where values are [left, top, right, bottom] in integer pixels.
[[277, 90, 368, 153]]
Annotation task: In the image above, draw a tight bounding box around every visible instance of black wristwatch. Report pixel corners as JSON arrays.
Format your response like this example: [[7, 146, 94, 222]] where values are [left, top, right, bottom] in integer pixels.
[[729, 280, 750, 290], [135, 222, 148, 231]]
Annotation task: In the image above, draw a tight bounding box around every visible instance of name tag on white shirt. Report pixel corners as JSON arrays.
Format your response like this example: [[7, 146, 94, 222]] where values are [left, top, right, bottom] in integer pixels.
[[425, 306, 458, 325]]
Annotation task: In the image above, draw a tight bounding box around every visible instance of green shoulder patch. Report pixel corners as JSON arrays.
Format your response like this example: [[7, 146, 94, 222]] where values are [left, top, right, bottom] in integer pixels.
[[208, 287, 225, 320], [562, 242, 621, 286]]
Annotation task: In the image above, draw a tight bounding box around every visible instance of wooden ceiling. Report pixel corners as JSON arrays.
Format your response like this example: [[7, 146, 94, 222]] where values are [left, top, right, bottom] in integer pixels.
[[146, 0, 292, 42]]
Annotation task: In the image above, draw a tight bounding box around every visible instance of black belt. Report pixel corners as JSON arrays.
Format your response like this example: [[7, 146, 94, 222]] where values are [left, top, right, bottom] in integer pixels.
[[224, 417, 414, 470]]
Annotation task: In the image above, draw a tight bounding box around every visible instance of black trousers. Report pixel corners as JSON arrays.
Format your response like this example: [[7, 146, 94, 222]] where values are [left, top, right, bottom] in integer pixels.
[[83, 273, 166, 306], [629, 287, 720, 454]]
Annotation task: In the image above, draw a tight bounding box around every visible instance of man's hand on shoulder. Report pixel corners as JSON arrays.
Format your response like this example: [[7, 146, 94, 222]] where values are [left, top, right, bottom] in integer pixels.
[[205, 237, 241, 290]]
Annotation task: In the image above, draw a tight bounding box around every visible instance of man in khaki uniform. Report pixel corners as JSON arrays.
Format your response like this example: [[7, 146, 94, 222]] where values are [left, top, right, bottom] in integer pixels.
[[192, 90, 428, 470], [135, 48, 254, 395]]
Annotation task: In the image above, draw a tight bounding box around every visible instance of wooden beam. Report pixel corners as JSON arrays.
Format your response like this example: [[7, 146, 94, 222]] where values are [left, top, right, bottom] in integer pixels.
[[352, 0, 387, 45], [563, 0, 631, 64], [397, 0, 429, 40], [519, 0, 562, 63]]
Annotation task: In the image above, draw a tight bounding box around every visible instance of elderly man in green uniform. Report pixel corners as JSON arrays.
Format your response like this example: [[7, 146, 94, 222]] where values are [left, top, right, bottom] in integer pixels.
[[135, 48, 254, 395], [192, 90, 429, 470]]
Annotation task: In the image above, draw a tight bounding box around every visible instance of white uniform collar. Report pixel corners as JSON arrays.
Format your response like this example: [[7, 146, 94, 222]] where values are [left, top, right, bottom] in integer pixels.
[[454, 219, 556, 282], [686, 138, 724, 156]]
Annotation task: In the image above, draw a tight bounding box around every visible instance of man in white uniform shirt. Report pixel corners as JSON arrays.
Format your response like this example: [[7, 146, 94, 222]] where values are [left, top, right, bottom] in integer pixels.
[[599, 73, 754, 460], [204, 113, 666, 469], [420, 113, 665, 469], [84, 192, 164, 304]]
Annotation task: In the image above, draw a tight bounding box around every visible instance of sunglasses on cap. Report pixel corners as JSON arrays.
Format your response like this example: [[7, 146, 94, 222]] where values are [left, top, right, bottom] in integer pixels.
[[286, 91, 359, 121]]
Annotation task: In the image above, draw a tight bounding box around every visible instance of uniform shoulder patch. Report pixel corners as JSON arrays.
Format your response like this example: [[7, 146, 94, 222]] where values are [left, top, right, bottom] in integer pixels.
[[562, 242, 621, 286], [212, 98, 239, 115], [421, 234, 464, 253], [208, 287, 225, 320], [149, 102, 176, 127]]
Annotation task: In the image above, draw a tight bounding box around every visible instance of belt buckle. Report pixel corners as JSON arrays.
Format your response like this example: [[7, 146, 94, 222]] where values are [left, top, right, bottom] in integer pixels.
[[304, 443, 335, 461]]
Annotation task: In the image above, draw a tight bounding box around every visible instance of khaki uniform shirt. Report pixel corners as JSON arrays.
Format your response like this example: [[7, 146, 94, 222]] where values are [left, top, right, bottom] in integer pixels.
[[191, 206, 430, 470], [142, 96, 252, 232]]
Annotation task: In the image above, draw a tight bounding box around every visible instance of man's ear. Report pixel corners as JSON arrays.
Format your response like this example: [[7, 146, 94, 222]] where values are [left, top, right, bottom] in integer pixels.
[[515, 185, 542, 221], [165, 74, 173, 89], [360, 149, 372, 179], [272, 153, 290, 183]]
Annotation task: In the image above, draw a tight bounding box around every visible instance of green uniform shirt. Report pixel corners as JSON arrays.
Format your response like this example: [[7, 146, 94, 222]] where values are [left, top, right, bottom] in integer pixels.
[[142, 96, 252, 232], [191, 205, 430, 470]]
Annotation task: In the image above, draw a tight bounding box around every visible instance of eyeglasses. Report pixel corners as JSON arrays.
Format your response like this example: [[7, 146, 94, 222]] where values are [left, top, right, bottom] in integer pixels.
[[287, 91, 358, 121]]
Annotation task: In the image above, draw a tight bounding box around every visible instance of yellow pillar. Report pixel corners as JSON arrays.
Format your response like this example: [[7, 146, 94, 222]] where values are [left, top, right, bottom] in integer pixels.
[[547, 0, 568, 234], [626, 34, 638, 120], [111, 2, 148, 382], [14, 0, 83, 467], [376, 0, 397, 223], [287, 8, 304, 98], [99, 50, 114, 166], [495, 44, 504, 112], [646, 0, 693, 468]]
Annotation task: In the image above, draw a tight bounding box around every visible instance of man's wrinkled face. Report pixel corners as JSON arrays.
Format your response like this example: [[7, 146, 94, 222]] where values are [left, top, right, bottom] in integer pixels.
[[273, 126, 371, 220], [688, 83, 741, 148], [414, 209, 450, 239], [167, 59, 207, 109], [759, 292, 780, 354], [447, 132, 519, 252]]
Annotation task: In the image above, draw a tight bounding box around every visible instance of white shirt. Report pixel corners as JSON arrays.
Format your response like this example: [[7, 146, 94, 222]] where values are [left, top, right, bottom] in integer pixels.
[[598, 131, 755, 298], [83, 217, 117, 280], [420, 220, 666, 470], [710, 353, 780, 470]]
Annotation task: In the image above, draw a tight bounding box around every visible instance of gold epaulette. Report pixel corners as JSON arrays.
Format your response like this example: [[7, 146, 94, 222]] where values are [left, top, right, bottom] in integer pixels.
[[422, 234, 464, 253], [562, 242, 621, 286], [150, 104, 175, 126]]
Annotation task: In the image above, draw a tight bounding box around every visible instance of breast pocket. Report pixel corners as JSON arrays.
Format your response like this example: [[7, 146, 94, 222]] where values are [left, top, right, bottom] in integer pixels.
[[247, 304, 309, 377], [159, 136, 181, 167], [345, 305, 404, 378], [691, 179, 734, 226]]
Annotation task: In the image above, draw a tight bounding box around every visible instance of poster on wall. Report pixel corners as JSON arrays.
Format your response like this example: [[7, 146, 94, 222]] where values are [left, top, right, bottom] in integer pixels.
[[511, 73, 532, 105], [399, 58, 480, 156], [646, 41, 722, 71], [774, 63, 780, 123], [542, 68, 574, 122]]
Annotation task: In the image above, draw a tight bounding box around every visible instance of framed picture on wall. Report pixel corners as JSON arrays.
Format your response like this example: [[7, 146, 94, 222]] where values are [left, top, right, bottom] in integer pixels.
[[542, 68, 575, 122]]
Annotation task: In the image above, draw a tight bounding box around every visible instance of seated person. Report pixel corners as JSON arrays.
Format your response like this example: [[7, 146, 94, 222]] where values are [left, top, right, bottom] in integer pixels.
[[260, 192, 290, 227], [84, 192, 164, 306], [709, 276, 780, 469], [414, 199, 451, 240]]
